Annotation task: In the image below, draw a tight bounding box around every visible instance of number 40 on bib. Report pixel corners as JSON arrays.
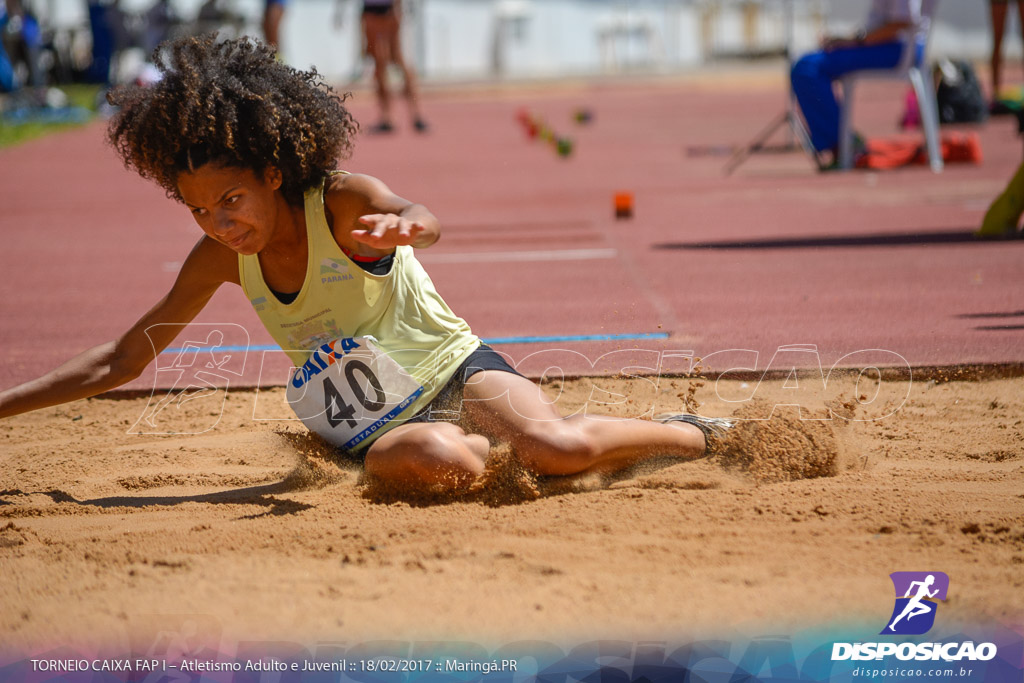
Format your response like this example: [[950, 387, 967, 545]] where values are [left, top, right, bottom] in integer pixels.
[[286, 336, 425, 451]]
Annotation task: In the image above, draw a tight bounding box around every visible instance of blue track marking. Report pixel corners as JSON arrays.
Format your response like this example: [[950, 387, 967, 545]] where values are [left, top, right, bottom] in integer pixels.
[[479, 332, 670, 345], [160, 332, 671, 355]]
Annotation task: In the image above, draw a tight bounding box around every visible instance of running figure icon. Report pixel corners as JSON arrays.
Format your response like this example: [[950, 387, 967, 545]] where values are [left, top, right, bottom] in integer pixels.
[[887, 574, 939, 633]]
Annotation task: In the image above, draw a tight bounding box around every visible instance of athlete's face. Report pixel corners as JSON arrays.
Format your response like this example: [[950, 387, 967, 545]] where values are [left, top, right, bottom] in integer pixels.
[[177, 164, 283, 255]]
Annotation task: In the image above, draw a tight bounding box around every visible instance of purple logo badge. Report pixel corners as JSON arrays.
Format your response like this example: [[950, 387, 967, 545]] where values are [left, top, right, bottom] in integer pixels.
[[881, 572, 949, 635]]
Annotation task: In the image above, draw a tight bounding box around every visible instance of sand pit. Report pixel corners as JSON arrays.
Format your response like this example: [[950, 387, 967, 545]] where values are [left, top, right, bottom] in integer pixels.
[[0, 372, 1022, 654]]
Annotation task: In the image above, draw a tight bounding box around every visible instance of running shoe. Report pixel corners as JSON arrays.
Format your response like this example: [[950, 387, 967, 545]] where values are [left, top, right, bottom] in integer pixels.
[[654, 413, 735, 454]]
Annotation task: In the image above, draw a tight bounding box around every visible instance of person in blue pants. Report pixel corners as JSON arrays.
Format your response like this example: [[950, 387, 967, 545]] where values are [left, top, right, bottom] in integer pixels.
[[790, 0, 937, 164], [0, 11, 15, 93]]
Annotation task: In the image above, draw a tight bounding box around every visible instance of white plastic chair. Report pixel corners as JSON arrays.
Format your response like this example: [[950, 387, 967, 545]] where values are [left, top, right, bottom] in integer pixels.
[[837, 35, 943, 173]]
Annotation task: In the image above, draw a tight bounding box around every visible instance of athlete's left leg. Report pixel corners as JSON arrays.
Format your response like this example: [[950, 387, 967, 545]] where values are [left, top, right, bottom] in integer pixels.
[[459, 371, 706, 476]]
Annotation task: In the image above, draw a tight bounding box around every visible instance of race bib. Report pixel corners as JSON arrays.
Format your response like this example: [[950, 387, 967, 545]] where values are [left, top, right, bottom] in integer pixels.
[[286, 336, 425, 450]]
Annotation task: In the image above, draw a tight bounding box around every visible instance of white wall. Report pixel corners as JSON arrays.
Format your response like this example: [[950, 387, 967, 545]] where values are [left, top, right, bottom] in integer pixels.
[[35, 0, 1014, 84]]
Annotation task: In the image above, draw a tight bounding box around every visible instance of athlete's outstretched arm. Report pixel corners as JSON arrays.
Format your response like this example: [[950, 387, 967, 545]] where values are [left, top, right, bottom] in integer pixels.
[[324, 172, 441, 253], [0, 237, 237, 419]]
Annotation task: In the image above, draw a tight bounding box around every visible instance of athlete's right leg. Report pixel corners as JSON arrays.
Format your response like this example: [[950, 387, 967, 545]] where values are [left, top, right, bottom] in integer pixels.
[[363, 421, 489, 492], [460, 371, 707, 476]]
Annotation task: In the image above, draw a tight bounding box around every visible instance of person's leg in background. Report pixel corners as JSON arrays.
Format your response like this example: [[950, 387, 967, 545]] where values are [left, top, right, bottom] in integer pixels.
[[790, 41, 906, 160], [1016, 1, 1024, 94], [86, 1, 114, 85], [978, 161, 1024, 238], [790, 49, 837, 154], [990, 0, 1009, 105], [0, 40, 16, 94], [383, 4, 427, 131], [978, 0, 1024, 237], [0, 4, 16, 94], [263, 0, 286, 51], [362, 11, 394, 132]]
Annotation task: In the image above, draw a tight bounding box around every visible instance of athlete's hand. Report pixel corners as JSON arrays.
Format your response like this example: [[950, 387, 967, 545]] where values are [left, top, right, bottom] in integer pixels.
[[351, 214, 426, 249]]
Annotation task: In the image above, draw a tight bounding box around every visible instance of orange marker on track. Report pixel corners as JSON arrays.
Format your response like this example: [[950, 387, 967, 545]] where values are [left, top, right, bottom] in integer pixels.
[[614, 192, 633, 219]]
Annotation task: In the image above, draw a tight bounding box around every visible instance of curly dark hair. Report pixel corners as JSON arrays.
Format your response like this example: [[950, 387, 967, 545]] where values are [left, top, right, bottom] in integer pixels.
[[107, 34, 358, 206]]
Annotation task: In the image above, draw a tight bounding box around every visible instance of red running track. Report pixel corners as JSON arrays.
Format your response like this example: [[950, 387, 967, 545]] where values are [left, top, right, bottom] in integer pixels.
[[1, 71, 1022, 392]]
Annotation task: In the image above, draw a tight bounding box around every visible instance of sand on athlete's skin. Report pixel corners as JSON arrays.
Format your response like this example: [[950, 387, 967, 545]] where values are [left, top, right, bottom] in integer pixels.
[[0, 373, 1022, 651]]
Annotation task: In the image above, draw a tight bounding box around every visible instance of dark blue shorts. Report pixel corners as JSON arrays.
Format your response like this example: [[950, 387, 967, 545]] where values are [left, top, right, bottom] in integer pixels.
[[404, 344, 522, 425]]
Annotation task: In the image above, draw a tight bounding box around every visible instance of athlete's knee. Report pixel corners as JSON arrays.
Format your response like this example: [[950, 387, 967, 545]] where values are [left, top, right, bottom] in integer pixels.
[[365, 424, 485, 490]]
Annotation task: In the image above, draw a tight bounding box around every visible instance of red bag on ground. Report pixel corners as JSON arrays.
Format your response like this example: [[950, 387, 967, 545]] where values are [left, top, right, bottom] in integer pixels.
[[855, 131, 983, 169]]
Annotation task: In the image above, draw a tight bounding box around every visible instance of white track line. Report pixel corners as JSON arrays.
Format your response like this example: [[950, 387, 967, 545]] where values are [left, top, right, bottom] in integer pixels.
[[418, 248, 618, 264]]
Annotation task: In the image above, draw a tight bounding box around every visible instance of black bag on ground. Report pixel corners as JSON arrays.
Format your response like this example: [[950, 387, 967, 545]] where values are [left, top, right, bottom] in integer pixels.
[[935, 59, 988, 124]]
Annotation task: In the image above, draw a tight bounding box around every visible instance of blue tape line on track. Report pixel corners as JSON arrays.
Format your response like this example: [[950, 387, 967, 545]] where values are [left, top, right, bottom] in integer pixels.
[[161, 332, 671, 355], [480, 332, 670, 345]]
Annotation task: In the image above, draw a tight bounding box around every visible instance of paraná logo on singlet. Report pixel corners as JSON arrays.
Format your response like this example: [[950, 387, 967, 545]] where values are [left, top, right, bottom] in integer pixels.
[[321, 257, 353, 284]]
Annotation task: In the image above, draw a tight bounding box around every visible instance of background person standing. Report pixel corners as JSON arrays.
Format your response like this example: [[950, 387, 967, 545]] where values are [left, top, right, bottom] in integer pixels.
[[340, 0, 428, 133]]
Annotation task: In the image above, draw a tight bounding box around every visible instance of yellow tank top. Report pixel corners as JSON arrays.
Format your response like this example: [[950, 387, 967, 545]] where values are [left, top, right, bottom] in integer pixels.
[[239, 175, 480, 444]]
